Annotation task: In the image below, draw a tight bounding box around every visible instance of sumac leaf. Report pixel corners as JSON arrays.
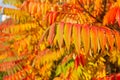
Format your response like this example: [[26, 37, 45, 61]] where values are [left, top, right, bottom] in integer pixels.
[[114, 30, 120, 50], [52, 12, 58, 24], [98, 27, 107, 51], [90, 26, 98, 53], [72, 24, 81, 53], [75, 55, 79, 68], [109, 7, 118, 24], [116, 8, 120, 27], [64, 23, 72, 50], [81, 24, 90, 54], [105, 29, 114, 51], [56, 22, 64, 48], [48, 12, 53, 25], [116, 73, 120, 80], [48, 23, 56, 44]]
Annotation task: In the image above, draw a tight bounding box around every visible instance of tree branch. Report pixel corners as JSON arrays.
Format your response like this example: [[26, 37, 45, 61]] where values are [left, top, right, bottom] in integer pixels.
[[77, 1, 102, 23], [100, 0, 107, 20]]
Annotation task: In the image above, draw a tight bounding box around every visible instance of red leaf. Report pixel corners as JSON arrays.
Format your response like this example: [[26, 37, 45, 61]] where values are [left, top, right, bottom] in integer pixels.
[[109, 74, 115, 80], [74, 54, 86, 68], [116, 73, 120, 80], [75, 55, 79, 68], [116, 8, 120, 27], [48, 12, 53, 25], [72, 24, 82, 53], [79, 54, 86, 66], [0, 19, 14, 30], [3, 76, 9, 80], [64, 23, 72, 50], [104, 76, 109, 80]]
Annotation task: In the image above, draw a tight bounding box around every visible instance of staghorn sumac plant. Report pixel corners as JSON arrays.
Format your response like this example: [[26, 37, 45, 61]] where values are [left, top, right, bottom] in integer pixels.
[[0, 0, 120, 80]]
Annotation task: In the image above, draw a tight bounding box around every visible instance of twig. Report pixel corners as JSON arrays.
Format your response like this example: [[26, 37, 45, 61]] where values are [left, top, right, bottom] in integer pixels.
[[100, 0, 107, 20], [77, 1, 102, 23]]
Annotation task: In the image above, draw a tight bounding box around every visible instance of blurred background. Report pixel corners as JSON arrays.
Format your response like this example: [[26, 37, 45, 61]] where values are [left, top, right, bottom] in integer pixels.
[[0, 0, 16, 22]]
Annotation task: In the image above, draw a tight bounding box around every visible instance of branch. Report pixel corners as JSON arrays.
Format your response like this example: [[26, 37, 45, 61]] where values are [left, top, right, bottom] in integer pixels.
[[77, 1, 102, 23], [103, 0, 107, 15], [100, 0, 107, 20]]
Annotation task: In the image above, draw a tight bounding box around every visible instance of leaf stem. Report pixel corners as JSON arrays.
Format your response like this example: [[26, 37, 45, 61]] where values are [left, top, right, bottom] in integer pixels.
[[77, 1, 102, 23]]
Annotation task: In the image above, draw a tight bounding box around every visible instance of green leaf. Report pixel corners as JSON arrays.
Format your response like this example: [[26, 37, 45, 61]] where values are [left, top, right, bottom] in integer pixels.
[[55, 65, 62, 76]]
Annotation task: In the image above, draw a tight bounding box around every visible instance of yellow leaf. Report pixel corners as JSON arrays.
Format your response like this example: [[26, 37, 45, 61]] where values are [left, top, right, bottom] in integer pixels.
[[56, 22, 64, 48], [72, 24, 82, 53], [64, 23, 72, 50], [90, 26, 98, 53], [118, 56, 120, 66]]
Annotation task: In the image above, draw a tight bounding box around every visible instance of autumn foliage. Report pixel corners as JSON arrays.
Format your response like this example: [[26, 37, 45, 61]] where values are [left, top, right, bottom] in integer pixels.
[[1, 0, 120, 80]]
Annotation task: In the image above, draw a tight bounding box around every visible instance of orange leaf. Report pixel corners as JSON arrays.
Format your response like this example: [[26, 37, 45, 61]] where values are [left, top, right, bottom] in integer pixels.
[[64, 23, 72, 50], [72, 24, 82, 53], [103, 14, 109, 25], [0, 61, 15, 71], [47, 23, 56, 44], [52, 12, 58, 24], [81, 24, 90, 54], [28, 2, 34, 14], [36, 3, 41, 17], [90, 26, 98, 53], [105, 29, 114, 51], [109, 7, 118, 24], [114, 30, 120, 50], [103, 7, 118, 25], [48, 12, 53, 25], [98, 27, 107, 52]]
